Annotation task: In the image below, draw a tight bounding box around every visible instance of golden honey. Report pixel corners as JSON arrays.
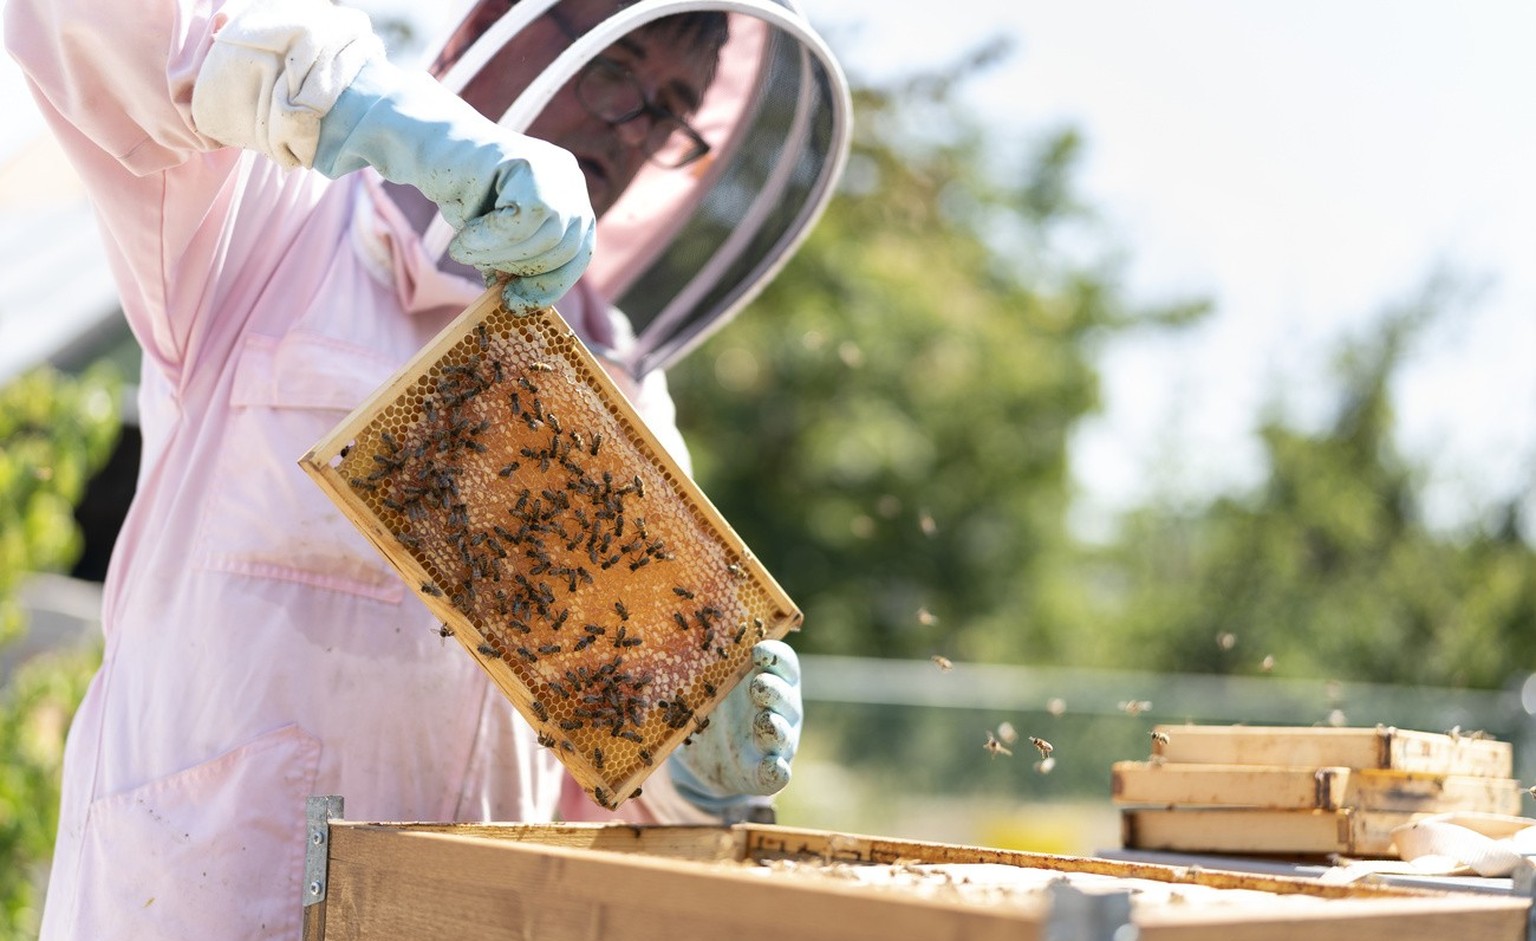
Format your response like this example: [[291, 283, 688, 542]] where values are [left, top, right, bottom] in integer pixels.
[[301, 294, 800, 808]]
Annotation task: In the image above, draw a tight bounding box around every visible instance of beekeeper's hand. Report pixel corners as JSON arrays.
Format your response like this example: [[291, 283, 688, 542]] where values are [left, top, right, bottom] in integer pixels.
[[314, 59, 595, 313], [667, 641, 802, 817], [191, 2, 593, 312]]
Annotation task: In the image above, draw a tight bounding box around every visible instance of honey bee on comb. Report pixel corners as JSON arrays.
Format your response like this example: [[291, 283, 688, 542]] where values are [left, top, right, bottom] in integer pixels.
[[302, 299, 801, 809]]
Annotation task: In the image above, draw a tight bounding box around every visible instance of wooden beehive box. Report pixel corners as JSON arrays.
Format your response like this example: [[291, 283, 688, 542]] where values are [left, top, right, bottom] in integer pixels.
[[1116, 724, 1522, 858], [298, 804, 1531, 941], [298, 291, 801, 810]]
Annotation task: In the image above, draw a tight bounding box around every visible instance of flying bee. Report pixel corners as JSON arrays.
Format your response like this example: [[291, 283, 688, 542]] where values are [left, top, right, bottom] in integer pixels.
[[930, 655, 954, 673], [1151, 730, 1170, 747], [1029, 736, 1054, 760], [437, 623, 453, 639], [983, 731, 1012, 758]]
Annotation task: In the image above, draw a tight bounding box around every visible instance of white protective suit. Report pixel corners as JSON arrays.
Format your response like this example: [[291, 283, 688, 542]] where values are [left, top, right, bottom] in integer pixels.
[[4, 0, 848, 936]]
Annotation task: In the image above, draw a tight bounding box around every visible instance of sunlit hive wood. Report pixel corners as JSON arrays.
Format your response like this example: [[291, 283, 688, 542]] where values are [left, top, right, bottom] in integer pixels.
[[299, 817, 1533, 941], [1115, 724, 1520, 857], [299, 290, 801, 809]]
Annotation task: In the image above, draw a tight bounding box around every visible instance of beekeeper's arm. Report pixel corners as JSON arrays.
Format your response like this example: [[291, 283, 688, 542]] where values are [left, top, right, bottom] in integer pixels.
[[189, 0, 594, 311]]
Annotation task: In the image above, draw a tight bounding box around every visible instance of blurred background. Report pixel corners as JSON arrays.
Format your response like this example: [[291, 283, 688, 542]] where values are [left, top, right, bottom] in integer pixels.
[[3, 1, 1535, 936]]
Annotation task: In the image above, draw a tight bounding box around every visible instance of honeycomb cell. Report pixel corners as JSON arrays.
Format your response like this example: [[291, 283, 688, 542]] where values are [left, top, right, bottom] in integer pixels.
[[309, 297, 802, 809]]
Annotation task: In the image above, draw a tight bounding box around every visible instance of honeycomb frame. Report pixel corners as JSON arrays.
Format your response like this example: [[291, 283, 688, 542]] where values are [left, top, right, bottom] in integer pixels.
[[299, 288, 802, 809]]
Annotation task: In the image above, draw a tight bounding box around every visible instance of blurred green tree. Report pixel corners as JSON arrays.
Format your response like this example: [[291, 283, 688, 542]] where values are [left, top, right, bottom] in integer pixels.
[[0, 364, 119, 940], [1085, 275, 1536, 689], [670, 43, 1207, 666]]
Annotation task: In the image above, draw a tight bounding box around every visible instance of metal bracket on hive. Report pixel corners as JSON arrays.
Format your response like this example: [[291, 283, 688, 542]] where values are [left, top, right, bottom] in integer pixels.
[[1043, 881, 1135, 941], [304, 794, 344, 908]]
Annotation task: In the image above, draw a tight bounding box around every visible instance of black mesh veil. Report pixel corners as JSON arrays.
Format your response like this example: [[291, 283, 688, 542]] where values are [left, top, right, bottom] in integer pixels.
[[420, 0, 851, 379]]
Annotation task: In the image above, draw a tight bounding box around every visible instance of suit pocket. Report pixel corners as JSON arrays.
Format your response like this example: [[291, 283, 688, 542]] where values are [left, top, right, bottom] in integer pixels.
[[72, 724, 322, 941], [196, 330, 405, 602]]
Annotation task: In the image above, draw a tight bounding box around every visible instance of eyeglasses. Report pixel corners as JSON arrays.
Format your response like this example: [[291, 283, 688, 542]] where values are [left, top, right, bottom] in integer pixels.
[[544, 8, 712, 170], [573, 56, 711, 170]]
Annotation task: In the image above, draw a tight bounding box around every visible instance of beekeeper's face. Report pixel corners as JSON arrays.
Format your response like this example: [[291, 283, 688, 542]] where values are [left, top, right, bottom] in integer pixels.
[[451, 1, 724, 216]]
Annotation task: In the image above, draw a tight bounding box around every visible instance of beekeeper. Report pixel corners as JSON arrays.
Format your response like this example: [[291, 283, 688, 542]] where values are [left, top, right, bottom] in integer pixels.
[[3, 0, 849, 935]]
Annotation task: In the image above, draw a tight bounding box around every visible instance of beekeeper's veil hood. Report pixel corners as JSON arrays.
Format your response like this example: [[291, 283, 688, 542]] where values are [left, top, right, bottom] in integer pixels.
[[413, 0, 851, 380]]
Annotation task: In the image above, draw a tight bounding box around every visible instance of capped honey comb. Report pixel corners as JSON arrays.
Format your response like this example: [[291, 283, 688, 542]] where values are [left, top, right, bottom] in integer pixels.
[[299, 289, 802, 809]]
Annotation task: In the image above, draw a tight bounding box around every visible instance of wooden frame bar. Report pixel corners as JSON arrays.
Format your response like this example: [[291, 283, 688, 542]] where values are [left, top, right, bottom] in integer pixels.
[[1150, 725, 1512, 777], [1112, 762, 1522, 814]]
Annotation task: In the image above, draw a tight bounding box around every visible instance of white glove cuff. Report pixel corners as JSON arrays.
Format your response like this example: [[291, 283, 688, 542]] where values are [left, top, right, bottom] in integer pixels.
[[191, 0, 384, 168]]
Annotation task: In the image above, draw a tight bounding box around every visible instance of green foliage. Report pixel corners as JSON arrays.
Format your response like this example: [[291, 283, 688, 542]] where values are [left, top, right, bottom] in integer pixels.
[[0, 645, 99, 938], [670, 51, 1207, 666], [668, 50, 1536, 820], [0, 364, 120, 940], [1082, 279, 1536, 689], [0, 365, 120, 645]]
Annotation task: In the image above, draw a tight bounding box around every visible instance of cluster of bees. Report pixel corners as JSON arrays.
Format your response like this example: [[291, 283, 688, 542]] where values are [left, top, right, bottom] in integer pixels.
[[339, 318, 770, 807]]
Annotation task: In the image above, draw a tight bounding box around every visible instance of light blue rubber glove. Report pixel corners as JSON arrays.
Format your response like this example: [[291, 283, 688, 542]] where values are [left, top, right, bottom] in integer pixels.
[[314, 58, 595, 313], [668, 640, 802, 820]]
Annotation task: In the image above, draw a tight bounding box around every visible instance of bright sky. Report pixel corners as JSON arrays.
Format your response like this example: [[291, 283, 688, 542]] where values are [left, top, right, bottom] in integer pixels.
[[5, 2, 1534, 536], [811, 1, 1536, 538]]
